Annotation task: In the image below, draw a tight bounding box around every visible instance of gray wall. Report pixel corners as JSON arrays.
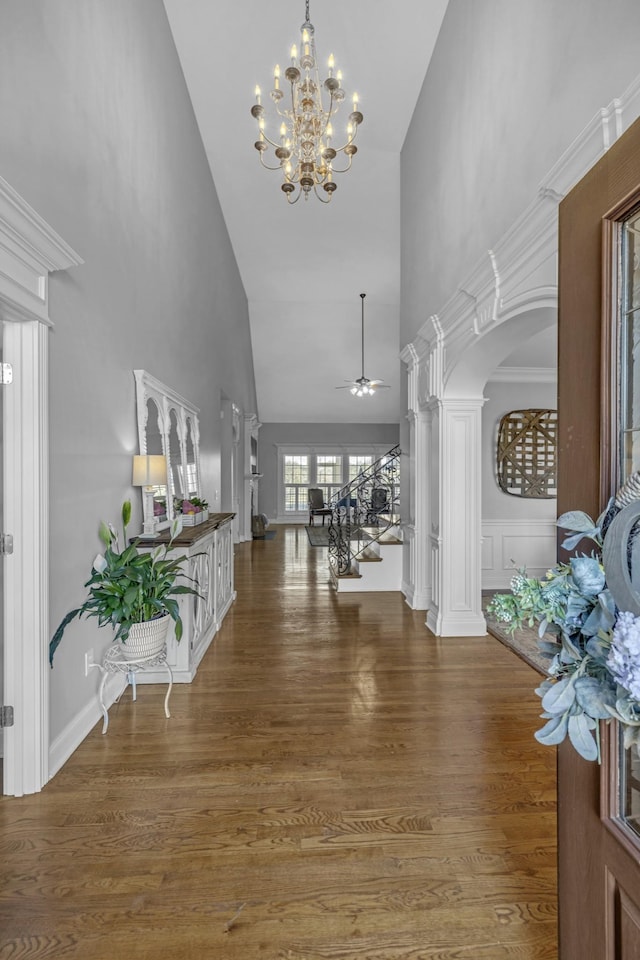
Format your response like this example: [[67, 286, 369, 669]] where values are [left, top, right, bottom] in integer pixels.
[[401, 0, 640, 347], [259, 423, 400, 520], [482, 380, 557, 520], [0, 1, 256, 743]]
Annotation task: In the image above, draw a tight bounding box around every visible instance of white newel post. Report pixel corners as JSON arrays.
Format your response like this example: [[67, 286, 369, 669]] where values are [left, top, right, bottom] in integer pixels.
[[426, 398, 486, 637], [0, 175, 82, 795]]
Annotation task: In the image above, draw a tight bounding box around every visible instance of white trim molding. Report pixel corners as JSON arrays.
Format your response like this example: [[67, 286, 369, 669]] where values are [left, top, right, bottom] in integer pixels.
[[481, 519, 557, 590], [0, 177, 83, 796], [488, 366, 557, 384]]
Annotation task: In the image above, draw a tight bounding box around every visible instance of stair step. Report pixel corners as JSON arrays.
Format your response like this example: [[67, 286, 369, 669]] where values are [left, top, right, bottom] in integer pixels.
[[377, 535, 403, 545], [358, 548, 382, 562]]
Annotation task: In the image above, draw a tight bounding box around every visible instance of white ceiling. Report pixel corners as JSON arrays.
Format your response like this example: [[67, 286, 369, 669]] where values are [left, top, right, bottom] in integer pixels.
[[164, 0, 449, 423], [501, 326, 558, 368]]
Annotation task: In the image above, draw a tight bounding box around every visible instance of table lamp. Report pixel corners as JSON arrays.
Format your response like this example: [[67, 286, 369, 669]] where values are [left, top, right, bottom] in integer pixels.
[[132, 454, 168, 537]]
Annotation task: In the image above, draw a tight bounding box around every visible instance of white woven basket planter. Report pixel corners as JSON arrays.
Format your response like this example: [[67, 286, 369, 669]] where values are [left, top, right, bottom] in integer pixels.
[[121, 614, 171, 661]]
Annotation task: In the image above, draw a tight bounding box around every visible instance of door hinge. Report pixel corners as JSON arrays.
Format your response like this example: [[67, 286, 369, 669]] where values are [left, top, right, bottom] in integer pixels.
[[0, 706, 14, 728], [0, 362, 12, 384], [0, 534, 13, 555]]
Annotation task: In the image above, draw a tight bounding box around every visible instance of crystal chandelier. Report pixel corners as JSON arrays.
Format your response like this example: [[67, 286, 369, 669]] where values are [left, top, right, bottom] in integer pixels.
[[250, 0, 363, 204]]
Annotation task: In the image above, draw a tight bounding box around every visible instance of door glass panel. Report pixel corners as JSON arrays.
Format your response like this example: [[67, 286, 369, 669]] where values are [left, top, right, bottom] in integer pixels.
[[621, 739, 640, 837], [617, 206, 640, 835], [620, 209, 640, 480]]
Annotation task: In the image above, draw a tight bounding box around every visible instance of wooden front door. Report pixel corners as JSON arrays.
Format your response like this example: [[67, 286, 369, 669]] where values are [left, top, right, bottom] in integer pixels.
[[558, 116, 640, 957]]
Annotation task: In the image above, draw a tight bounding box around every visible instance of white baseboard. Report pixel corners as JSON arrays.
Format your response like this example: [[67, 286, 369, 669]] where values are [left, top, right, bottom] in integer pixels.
[[48, 672, 126, 781], [402, 581, 431, 610]]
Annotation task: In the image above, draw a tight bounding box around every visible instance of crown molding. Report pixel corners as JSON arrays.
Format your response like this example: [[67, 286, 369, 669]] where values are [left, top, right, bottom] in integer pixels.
[[0, 175, 83, 327], [488, 365, 557, 384]]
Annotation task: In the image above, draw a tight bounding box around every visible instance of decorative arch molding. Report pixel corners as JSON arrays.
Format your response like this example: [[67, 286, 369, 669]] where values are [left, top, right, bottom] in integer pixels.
[[0, 176, 83, 795], [401, 72, 640, 634], [405, 71, 640, 405]]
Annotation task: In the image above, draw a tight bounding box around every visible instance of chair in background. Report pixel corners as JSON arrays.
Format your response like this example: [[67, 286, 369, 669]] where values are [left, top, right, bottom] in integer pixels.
[[366, 486, 389, 525], [308, 488, 332, 526]]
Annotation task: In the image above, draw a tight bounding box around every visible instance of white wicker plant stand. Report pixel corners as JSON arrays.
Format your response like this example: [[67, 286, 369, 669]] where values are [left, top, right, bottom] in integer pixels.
[[98, 643, 173, 734]]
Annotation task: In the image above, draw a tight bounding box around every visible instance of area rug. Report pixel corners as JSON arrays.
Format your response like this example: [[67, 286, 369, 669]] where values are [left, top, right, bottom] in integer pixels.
[[483, 592, 550, 676], [253, 530, 277, 540], [306, 525, 367, 547]]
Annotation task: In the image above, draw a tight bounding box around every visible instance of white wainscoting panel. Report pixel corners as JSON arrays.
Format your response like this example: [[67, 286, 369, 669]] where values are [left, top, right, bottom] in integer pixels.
[[481, 519, 556, 589]]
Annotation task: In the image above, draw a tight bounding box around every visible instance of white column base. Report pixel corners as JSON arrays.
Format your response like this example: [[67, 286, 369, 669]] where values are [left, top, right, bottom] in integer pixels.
[[427, 608, 487, 637]]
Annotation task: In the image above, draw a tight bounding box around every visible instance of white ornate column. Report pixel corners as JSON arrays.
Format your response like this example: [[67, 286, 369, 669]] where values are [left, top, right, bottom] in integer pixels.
[[401, 343, 431, 609], [242, 414, 261, 541], [426, 398, 486, 637], [0, 176, 82, 794]]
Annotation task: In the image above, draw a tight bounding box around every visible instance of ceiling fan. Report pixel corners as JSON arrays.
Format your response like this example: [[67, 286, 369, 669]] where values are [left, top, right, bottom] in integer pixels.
[[336, 293, 390, 397]]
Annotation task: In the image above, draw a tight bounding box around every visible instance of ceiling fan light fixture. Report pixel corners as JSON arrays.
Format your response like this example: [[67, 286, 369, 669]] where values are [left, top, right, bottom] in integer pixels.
[[251, 0, 363, 205], [335, 293, 391, 398]]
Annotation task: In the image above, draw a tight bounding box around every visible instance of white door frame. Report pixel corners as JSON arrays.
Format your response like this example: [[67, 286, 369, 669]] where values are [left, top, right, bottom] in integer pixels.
[[0, 176, 82, 796]]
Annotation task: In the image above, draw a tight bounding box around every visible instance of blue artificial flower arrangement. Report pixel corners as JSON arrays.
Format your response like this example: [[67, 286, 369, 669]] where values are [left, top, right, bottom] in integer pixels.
[[489, 482, 640, 762]]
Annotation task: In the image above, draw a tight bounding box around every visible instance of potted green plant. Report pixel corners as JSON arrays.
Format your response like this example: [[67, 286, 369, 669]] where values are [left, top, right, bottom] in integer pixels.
[[49, 500, 198, 665]]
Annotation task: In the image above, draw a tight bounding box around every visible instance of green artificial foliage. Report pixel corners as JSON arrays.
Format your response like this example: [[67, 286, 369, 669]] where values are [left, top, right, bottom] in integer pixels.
[[489, 504, 640, 762]]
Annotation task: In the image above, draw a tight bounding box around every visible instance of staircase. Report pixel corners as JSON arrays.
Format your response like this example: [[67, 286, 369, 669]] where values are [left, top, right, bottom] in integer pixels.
[[327, 445, 402, 592]]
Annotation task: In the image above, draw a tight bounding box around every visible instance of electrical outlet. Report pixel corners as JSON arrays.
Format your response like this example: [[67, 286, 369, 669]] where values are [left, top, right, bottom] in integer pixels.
[[84, 650, 93, 677]]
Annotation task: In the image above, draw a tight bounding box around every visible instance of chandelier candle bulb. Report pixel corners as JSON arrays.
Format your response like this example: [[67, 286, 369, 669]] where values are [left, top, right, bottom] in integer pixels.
[[251, 0, 363, 203]]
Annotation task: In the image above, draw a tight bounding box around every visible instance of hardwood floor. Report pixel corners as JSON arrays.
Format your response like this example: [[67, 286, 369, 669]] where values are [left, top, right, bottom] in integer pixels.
[[0, 526, 557, 959]]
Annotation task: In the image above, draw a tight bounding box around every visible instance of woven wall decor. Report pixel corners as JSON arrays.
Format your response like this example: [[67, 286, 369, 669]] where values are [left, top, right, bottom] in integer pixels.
[[496, 408, 558, 498]]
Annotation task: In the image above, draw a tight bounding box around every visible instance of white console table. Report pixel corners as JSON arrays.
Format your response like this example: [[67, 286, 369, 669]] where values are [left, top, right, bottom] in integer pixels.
[[135, 512, 236, 684]]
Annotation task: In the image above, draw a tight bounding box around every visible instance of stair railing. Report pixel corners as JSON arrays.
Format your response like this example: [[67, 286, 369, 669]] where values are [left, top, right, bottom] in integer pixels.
[[327, 444, 401, 577]]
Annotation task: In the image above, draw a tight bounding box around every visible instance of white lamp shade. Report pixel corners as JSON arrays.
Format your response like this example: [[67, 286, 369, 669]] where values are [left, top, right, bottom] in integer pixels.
[[132, 454, 167, 487]]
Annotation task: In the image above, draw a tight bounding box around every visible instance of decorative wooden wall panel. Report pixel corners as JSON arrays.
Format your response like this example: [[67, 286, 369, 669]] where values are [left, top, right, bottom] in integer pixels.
[[496, 408, 558, 498]]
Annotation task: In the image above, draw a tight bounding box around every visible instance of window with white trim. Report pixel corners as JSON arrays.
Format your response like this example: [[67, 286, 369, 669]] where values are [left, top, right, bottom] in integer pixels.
[[316, 455, 343, 503], [283, 455, 310, 512], [349, 455, 373, 481], [277, 445, 396, 519]]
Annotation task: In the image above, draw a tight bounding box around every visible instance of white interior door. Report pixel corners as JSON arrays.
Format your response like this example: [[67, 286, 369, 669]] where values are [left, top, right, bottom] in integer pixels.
[[0, 336, 4, 782]]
